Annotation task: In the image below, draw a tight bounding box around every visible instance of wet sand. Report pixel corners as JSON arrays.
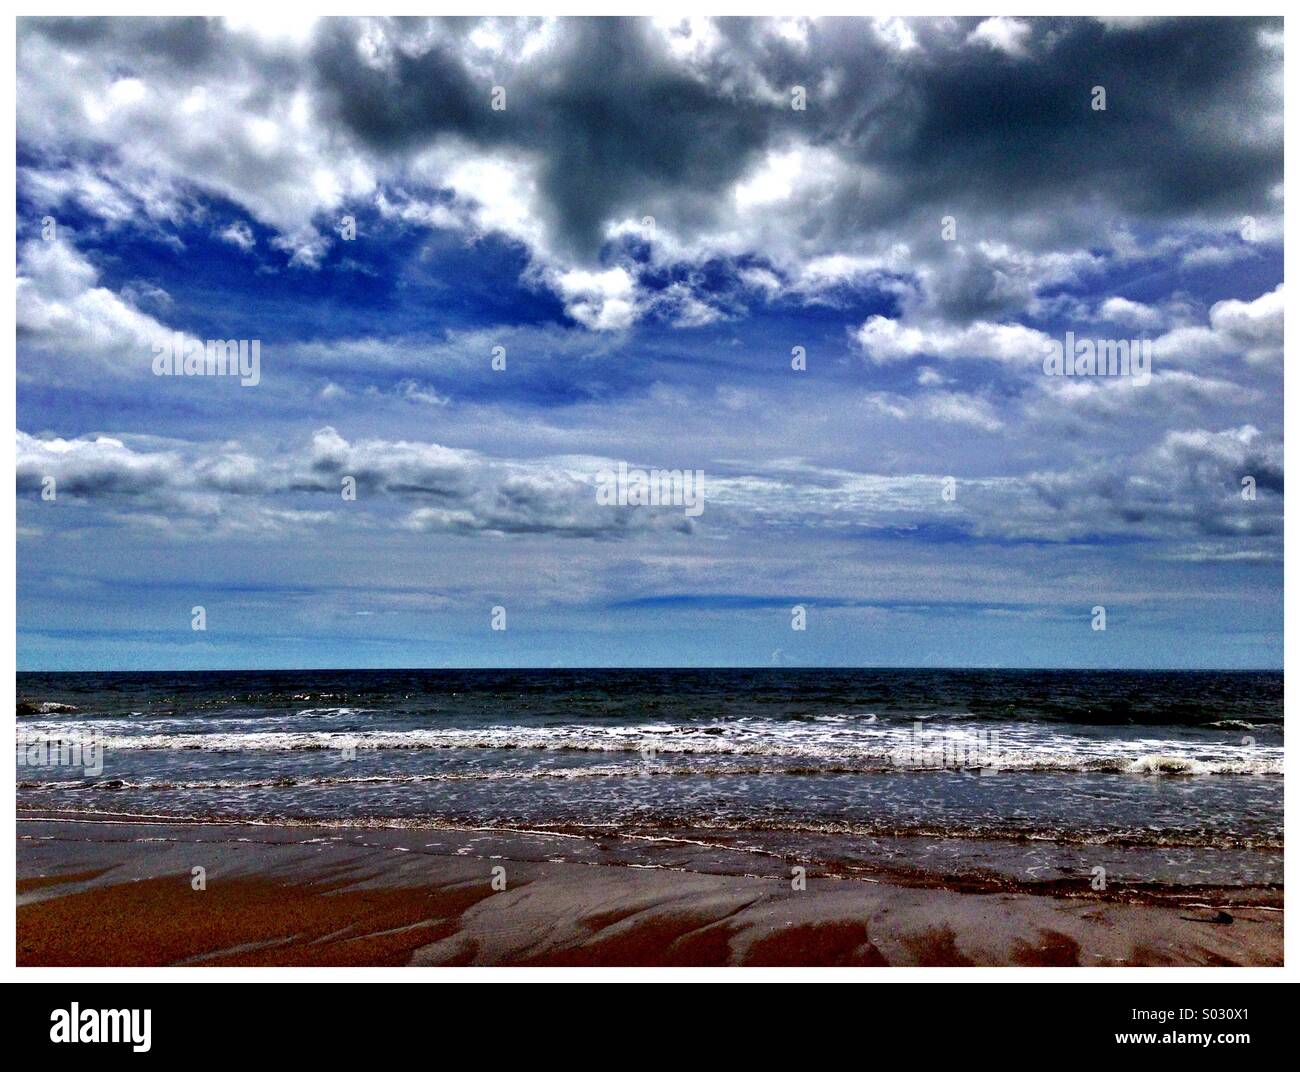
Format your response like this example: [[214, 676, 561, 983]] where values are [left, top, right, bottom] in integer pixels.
[[17, 816, 1283, 967]]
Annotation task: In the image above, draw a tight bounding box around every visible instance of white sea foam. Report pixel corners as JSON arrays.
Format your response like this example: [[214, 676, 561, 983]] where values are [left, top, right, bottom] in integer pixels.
[[1126, 754, 1206, 776], [18, 719, 1281, 775]]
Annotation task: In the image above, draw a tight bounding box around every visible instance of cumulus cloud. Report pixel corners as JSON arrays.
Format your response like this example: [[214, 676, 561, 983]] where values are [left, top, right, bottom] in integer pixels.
[[552, 267, 638, 332], [19, 419, 1280, 556], [966, 17, 1032, 58], [17, 15, 1283, 331], [856, 315, 1051, 366], [16, 427, 697, 539], [1027, 424, 1281, 546], [1097, 296, 1164, 330], [1155, 285, 1283, 366], [17, 239, 175, 375]]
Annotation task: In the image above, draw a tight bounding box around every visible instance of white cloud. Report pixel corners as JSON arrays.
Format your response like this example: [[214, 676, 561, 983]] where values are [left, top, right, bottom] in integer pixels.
[[553, 267, 638, 332], [17, 427, 685, 539], [1206, 285, 1284, 364], [1180, 242, 1255, 270], [967, 17, 1032, 58], [1030, 369, 1258, 423], [652, 283, 727, 328], [856, 315, 1051, 365], [218, 220, 256, 252], [17, 240, 176, 375], [1098, 296, 1163, 330], [397, 380, 449, 406], [865, 390, 1004, 432], [17, 26, 375, 260], [1155, 284, 1283, 366], [871, 17, 918, 53], [16, 17, 1278, 343]]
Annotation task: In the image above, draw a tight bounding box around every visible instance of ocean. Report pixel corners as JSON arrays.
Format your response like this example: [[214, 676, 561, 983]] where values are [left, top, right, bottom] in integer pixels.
[[16, 668, 1283, 893]]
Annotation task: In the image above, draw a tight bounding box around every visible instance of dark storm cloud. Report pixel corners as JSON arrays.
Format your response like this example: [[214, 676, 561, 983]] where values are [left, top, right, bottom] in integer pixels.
[[309, 17, 782, 259], [310, 21, 487, 151], [867, 18, 1281, 221], [297, 16, 1282, 257], [16, 15, 1281, 269], [19, 15, 225, 65]]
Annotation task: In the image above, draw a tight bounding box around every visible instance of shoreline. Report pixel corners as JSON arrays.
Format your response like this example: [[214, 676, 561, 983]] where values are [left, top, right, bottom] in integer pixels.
[[18, 815, 1283, 967]]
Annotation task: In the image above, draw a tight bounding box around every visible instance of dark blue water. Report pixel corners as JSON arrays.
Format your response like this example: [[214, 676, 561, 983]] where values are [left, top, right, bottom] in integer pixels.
[[17, 668, 1283, 889]]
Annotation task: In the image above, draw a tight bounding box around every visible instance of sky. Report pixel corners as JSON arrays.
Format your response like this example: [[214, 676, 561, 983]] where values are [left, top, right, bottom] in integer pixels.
[[15, 15, 1284, 671]]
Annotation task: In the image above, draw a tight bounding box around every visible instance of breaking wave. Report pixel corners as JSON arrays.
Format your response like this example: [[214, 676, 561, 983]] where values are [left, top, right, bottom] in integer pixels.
[[17, 721, 1282, 776]]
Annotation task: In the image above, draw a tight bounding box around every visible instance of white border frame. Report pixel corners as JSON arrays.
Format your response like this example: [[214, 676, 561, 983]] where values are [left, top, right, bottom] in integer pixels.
[[3, 4, 1293, 983]]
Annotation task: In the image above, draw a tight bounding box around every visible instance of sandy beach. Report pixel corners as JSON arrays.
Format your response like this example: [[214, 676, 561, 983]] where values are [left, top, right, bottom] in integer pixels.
[[17, 815, 1282, 967]]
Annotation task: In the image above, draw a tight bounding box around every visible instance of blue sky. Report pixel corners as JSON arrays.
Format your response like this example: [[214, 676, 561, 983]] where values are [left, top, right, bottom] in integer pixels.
[[16, 16, 1284, 670]]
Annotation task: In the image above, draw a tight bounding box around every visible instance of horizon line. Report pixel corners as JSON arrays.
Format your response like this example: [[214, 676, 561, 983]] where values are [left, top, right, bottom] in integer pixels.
[[16, 665, 1283, 675]]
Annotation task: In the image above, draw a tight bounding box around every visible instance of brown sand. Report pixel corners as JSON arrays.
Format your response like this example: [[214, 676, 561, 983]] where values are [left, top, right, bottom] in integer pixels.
[[17, 817, 1283, 967]]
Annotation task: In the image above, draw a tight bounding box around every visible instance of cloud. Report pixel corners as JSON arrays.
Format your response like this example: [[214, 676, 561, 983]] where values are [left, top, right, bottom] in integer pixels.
[[967, 17, 1032, 58], [1180, 241, 1257, 270], [1027, 424, 1281, 545], [17, 17, 377, 263], [1155, 284, 1283, 366], [552, 267, 638, 332], [864, 390, 1004, 432], [19, 419, 1281, 558], [16, 427, 695, 539], [856, 315, 1051, 365], [218, 220, 256, 251], [16, 239, 175, 375], [1097, 296, 1164, 330], [1031, 370, 1258, 422], [17, 16, 1283, 332], [1203, 286, 1285, 364]]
